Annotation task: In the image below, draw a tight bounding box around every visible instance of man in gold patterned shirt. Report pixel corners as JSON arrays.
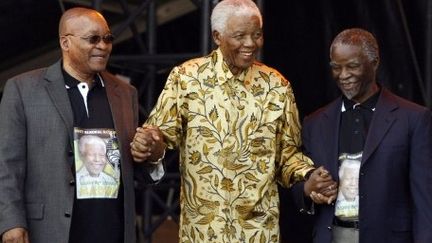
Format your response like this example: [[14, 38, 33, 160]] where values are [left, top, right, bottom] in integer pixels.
[[131, 0, 337, 242]]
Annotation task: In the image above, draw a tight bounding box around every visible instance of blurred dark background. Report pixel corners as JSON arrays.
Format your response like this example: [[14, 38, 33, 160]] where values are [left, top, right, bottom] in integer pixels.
[[0, 0, 430, 242]]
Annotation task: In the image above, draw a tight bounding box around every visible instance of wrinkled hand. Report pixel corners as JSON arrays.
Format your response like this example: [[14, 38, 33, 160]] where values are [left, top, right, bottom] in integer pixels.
[[304, 166, 338, 204], [130, 125, 165, 163], [2, 227, 29, 243]]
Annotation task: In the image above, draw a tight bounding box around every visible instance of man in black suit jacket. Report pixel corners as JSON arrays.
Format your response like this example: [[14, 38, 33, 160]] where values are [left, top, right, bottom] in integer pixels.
[[292, 28, 432, 243]]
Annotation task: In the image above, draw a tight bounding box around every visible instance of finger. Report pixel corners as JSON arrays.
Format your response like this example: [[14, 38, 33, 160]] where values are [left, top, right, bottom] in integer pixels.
[[23, 232, 30, 243], [309, 191, 319, 202], [148, 130, 162, 141], [317, 166, 333, 179], [310, 191, 324, 204], [321, 188, 338, 197], [131, 148, 151, 162], [327, 194, 337, 205], [132, 135, 156, 151], [131, 148, 149, 158], [142, 124, 156, 128], [132, 154, 150, 163], [144, 125, 158, 131], [315, 166, 327, 176], [134, 131, 155, 145], [131, 144, 152, 155], [3, 236, 19, 243], [131, 142, 149, 153], [318, 181, 334, 191], [152, 134, 162, 142], [136, 126, 147, 133], [316, 193, 331, 204], [320, 181, 338, 195], [143, 127, 162, 141]]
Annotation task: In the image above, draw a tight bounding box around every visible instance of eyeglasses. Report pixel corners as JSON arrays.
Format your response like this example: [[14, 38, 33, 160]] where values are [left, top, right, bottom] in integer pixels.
[[63, 33, 114, 45]]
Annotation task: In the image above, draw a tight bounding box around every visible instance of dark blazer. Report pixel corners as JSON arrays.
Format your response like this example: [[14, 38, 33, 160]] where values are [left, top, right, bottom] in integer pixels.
[[292, 88, 432, 243], [0, 61, 139, 243]]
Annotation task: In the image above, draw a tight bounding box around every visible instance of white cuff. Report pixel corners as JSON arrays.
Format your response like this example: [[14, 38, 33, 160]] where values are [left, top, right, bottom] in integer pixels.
[[149, 162, 165, 181]]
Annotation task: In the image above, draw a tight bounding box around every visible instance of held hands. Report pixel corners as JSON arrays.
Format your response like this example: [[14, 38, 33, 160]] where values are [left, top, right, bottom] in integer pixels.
[[130, 125, 165, 164], [2, 227, 29, 243], [304, 166, 338, 205]]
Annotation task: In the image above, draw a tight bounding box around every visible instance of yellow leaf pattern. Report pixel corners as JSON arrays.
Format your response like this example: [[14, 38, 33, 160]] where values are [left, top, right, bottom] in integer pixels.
[[145, 48, 314, 242]]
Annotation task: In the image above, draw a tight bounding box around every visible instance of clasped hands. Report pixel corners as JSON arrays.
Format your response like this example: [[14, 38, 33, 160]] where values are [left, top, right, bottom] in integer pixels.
[[304, 166, 338, 204], [130, 125, 165, 164]]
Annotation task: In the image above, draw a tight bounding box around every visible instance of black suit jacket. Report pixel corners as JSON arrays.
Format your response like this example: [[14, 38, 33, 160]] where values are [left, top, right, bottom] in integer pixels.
[[292, 88, 432, 243]]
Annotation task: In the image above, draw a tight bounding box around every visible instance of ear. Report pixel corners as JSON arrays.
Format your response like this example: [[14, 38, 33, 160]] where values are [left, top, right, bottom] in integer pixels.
[[372, 57, 380, 70], [212, 30, 222, 46], [60, 36, 70, 51]]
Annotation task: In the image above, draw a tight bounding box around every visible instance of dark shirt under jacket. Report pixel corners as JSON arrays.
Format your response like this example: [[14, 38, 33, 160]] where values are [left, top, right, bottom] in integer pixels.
[[63, 70, 124, 243], [339, 90, 380, 155]]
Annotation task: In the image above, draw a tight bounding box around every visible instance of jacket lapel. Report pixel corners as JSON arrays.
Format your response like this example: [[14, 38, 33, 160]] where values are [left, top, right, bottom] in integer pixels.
[[362, 89, 398, 165], [102, 73, 124, 139], [44, 61, 74, 148], [320, 98, 343, 177]]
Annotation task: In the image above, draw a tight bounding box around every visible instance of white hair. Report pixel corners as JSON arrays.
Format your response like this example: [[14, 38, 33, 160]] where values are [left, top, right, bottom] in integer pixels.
[[339, 159, 360, 179], [211, 0, 263, 34], [78, 135, 106, 156]]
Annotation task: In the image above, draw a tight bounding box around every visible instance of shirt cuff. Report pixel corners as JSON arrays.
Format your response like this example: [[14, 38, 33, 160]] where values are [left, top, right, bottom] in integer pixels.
[[149, 162, 165, 181]]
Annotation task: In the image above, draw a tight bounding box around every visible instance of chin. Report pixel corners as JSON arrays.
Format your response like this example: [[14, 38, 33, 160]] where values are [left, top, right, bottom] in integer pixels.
[[238, 63, 254, 70], [342, 89, 360, 100], [91, 66, 107, 73]]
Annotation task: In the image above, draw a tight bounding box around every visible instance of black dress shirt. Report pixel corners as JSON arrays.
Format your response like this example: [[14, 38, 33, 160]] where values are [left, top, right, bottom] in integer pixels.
[[339, 90, 380, 155]]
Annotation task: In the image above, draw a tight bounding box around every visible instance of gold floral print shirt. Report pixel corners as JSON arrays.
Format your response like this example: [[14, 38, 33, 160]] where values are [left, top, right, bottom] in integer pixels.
[[146, 48, 314, 243]]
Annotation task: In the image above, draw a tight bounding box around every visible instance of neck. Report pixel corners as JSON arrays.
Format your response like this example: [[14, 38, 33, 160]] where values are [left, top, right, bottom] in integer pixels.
[[229, 65, 241, 76], [63, 62, 95, 85], [352, 82, 379, 103], [224, 58, 243, 76]]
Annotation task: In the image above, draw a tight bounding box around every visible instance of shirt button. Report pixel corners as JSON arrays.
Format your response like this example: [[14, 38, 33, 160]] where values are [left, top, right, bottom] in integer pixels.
[[354, 130, 359, 134], [68, 150, 74, 156], [355, 118, 360, 122], [69, 179, 75, 186], [65, 212, 71, 217]]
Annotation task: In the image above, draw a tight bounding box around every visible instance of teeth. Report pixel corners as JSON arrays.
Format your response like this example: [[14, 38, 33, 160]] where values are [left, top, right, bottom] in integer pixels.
[[340, 81, 354, 84], [241, 52, 253, 56], [340, 81, 356, 85]]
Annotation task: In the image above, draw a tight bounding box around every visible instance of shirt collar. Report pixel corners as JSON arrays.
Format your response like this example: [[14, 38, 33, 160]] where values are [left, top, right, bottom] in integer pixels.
[[62, 68, 105, 89], [341, 87, 380, 112], [214, 48, 252, 86]]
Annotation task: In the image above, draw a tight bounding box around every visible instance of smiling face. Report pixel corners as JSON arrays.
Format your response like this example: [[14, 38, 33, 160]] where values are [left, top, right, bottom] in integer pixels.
[[82, 143, 107, 177], [330, 43, 378, 103], [339, 165, 359, 201], [60, 11, 112, 82], [213, 14, 263, 75]]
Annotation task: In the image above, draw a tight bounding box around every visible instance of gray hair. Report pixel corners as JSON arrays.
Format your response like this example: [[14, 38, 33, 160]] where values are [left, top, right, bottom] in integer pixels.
[[330, 28, 379, 62], [78, 135, 106, 156], [211, 0, 263, 34]]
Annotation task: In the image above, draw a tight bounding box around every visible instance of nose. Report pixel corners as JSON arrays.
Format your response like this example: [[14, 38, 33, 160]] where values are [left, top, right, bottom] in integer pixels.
[[338, 67, 351, 80], [243, 35, 255, 47], [96, 39, 112, 50], [93, 154, 104, 162]]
